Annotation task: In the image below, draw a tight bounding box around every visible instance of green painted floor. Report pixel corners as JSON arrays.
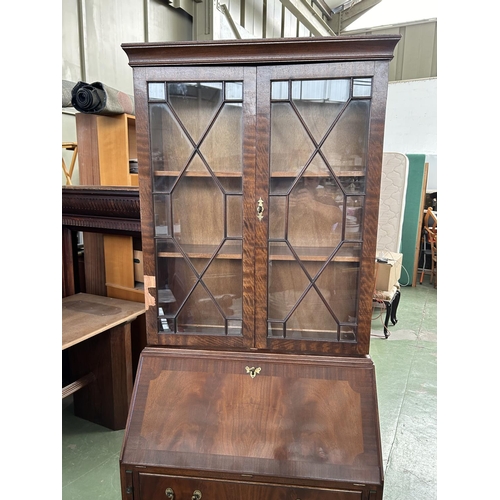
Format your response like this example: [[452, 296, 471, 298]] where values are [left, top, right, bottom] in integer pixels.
[[62, 281, 437, 500]]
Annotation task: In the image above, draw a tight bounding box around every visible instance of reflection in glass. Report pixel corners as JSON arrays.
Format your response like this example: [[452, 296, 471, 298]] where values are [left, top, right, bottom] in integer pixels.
[[353, 78, 372, 97], [168, 82, 224, 143], [271, 81, 288, 100], [149, 82, 166, 100], [291, 79, 350, 103], [322, 100, 370, 173], [226, 82, 243, 100]]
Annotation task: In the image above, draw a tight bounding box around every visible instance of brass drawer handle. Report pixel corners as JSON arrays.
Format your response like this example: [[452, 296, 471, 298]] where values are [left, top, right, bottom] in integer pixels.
[[257, 197, 264, 221], [165, 487, 174, 498], [192, 490, 202, 500]]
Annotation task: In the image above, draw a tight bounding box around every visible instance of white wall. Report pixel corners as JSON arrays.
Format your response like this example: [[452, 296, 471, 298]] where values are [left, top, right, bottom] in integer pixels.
[[383, 77, 437, 189]]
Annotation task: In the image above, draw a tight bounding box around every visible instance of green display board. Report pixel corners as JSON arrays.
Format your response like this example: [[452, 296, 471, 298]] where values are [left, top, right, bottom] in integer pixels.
[[400, 154, 426, 286]]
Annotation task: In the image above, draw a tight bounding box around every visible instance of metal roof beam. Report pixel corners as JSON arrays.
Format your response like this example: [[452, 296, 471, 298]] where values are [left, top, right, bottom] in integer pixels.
[[279, 0, 337, 36], [327, 0, 382, 33]]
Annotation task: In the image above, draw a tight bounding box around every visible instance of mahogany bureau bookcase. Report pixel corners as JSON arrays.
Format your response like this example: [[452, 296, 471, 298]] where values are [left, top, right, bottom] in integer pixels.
[[120, 35, 400, 500]]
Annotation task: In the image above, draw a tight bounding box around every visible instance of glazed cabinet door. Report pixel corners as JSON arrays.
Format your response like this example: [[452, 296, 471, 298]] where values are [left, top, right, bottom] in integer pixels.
[[136, 66, 257, 349], [136, 59, 387, 356], [254, 62, 386, 355]]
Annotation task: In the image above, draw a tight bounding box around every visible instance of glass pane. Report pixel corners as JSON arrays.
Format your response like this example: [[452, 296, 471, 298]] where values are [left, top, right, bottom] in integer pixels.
[[316, 260, 359, 326], [287, 161, 343, 253], [149, 103, 193, 173], [168, 82, 223, 143], [156, 241, 196, 317], [322, 100, 371, 174], [217, 176, 242, 194], [154, 175, 176, 194], [333, 242, 362, 262], [343, 195, 363, 241], [339, 176, 365, 195], [291, 79, 350, 102], [268, 251, 311, 322], [177, 282, 226, 335], [149, 82, 166, 101], [154, 193, 170, 237], [353, 78, 372, 97], [340, 325, 357, 342], [268, 321, 284, 338], [228, 319, 242, 336], [172, 167, 225, 253], [270, 176, 295, 195], [205, 241, 242, 319], [270, 102, 315, 176], [271, 81, 288, 100], [225, 82, 243, 100], [292, 79, 349, 144], [227, 195, 242, 237], [286, 287, 338, 340], [200, 103, 242, 175], [269, 196, 287, 239]]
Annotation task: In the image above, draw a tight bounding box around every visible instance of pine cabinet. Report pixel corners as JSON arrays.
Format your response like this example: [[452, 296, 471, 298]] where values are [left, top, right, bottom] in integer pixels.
[[121, 35, 399, 500]]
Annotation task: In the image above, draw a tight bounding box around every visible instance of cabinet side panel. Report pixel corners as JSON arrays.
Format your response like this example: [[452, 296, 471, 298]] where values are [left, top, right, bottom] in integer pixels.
[[356, 61, 390, 354], [133, 68, 158, 343]]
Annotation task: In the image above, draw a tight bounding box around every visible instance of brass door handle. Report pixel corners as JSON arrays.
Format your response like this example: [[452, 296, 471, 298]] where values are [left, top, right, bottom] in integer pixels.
[[192, 491, 202, 500], [257, 197, 264, 221]]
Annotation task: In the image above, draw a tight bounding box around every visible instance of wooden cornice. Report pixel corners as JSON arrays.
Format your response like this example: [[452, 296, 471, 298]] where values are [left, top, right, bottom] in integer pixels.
[[122, 35, 401, 68]]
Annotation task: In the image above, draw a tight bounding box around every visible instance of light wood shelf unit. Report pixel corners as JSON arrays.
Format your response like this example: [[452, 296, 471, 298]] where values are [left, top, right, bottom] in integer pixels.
[[75, 113, 144, 303]]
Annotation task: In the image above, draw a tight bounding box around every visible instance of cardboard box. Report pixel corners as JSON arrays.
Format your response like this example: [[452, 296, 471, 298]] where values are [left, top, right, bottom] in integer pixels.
[[133, 250, 144, 283], [375, 252, 402, 291]]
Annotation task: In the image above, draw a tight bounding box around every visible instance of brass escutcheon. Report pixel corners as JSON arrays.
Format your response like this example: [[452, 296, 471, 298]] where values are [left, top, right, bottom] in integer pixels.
[[192, 490, 202, 500], [257, 197, 264, 221], [245, 366, 261, 378], [165, 487, 174, 498]]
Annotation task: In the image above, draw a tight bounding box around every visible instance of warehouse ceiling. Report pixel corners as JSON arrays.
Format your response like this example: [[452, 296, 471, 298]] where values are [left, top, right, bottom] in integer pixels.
[[272, 0, 383, 36], [165, 0, 385, 38]]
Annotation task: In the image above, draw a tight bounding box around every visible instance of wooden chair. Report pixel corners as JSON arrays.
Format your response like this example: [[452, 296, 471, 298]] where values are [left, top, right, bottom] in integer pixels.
[[419, 207, 437, 284], [425, 226, 437, 288], [62, 142, 78, 185]]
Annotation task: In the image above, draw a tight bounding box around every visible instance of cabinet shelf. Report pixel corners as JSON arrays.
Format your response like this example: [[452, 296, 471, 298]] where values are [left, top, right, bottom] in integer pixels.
[[153, 170, 364, 178], [271, 170, 365, 178], [154, 171, 241, 177], [156, 244, 360, 262], [157, 251, 241, 260]]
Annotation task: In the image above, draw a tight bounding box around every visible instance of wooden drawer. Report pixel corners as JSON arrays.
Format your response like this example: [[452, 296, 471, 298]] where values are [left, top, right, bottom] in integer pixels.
[[137, 473, 366, 500]]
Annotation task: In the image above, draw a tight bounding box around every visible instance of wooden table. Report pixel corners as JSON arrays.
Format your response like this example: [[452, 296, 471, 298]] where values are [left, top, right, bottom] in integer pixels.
[[62, 293, 145, 430]]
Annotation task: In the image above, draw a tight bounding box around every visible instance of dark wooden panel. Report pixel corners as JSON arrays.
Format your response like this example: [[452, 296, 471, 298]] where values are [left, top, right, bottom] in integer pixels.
[[69, 322, 133, 430], [121, 348, 383, 488]]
